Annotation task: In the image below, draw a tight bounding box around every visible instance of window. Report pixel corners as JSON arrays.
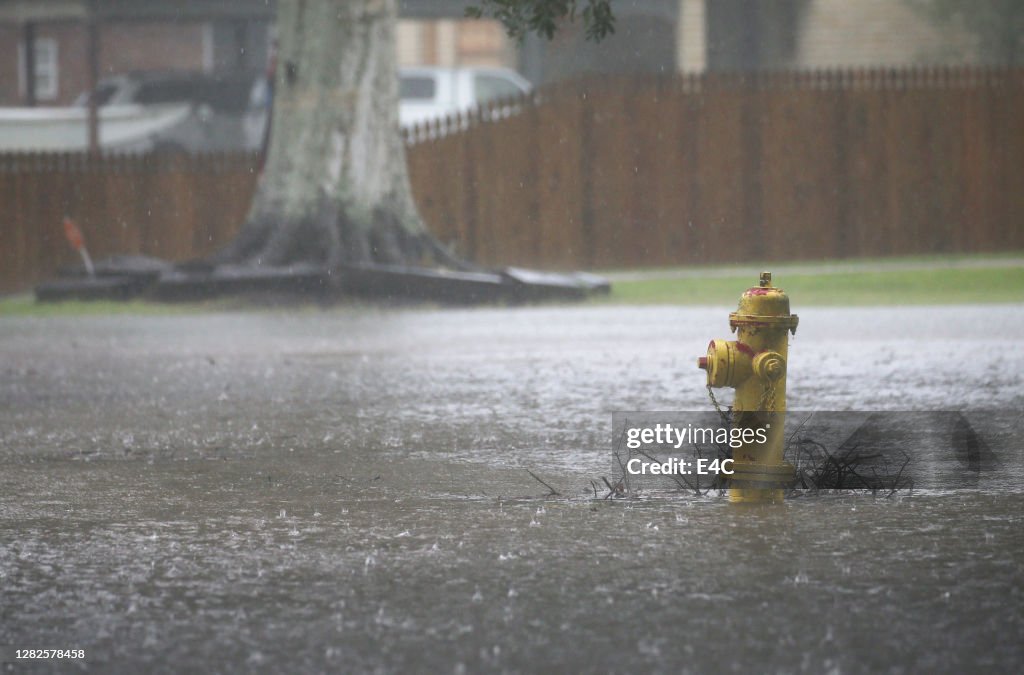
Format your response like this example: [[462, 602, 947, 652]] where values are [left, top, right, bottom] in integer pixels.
[[473, 74, 525, 105], [400, 76, 436, 101], [19, 37, 59, 101]]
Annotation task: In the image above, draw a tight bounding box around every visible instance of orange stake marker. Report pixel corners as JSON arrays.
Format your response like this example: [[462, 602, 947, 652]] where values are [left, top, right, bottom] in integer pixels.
[[63, 217, 95, 277]]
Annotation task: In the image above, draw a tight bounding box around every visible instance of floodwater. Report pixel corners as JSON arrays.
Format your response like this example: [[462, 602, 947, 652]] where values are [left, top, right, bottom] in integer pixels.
[[1, 304, 1022, 673]]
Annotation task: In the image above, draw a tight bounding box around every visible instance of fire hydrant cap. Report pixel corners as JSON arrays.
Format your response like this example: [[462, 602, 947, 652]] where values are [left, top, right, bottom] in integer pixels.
[[738, 285, 791, 317], [728, 273, 799, 333]]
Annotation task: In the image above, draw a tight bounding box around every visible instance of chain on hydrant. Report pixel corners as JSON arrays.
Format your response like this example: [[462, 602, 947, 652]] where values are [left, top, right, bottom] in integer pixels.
[[697, 272, 798, 503]]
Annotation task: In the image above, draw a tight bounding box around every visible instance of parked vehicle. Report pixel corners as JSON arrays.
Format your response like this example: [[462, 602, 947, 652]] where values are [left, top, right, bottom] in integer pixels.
[[0, 103, 192, 152], [0, 71, 265, 153], [398, 67, 533, 127], [72, 71, 266, 153]]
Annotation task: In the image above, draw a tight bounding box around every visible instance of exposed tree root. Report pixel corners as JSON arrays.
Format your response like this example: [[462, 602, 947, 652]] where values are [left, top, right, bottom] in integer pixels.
[[201, 203, 478, 275]]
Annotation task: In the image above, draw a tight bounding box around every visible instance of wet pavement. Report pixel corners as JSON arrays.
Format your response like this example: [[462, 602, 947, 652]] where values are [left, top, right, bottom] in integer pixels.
[[1, 304, 1022, 673]]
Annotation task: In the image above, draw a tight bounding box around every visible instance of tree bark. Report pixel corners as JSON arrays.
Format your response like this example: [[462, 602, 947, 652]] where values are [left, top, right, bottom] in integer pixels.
[[210, 0, 467, 272]]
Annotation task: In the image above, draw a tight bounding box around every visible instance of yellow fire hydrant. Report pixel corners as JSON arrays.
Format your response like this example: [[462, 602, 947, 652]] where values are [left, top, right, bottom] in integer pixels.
[[697, 272, 798, 503]]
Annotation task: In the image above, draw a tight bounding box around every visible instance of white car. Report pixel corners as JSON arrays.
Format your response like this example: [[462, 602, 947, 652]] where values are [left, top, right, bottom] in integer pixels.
[[398, 67, 533, 128], [72, 72, 264, 153], [0, 72, 263, 153], [0, 103, 192, 153]]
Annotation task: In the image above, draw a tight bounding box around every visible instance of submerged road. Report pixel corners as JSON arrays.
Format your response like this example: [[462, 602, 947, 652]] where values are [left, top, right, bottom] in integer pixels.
[[1, 304, 1022, 672]]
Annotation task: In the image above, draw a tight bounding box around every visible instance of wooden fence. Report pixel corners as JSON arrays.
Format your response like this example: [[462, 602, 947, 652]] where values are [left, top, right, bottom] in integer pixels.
[[0, 153, 259, 292], [406, 67, 1024, 269], [1, 66, 1022, 293]]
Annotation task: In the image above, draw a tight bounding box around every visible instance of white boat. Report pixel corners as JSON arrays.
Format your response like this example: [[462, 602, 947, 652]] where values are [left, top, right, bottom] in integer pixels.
[[0, 104, 191, 152]]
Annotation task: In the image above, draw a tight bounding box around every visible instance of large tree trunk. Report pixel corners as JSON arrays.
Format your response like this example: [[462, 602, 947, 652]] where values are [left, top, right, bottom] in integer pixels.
[[210, 0, 465, 272]]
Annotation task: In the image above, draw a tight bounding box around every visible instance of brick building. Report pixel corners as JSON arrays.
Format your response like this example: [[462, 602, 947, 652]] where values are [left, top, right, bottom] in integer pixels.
[[688, 0, 984, 72], [0, 0, 1006, 108], [0, 1, 514, 108], [397, 19, 514, 69], [502, 0, 997, 82], [0, 21, 217, 105]]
